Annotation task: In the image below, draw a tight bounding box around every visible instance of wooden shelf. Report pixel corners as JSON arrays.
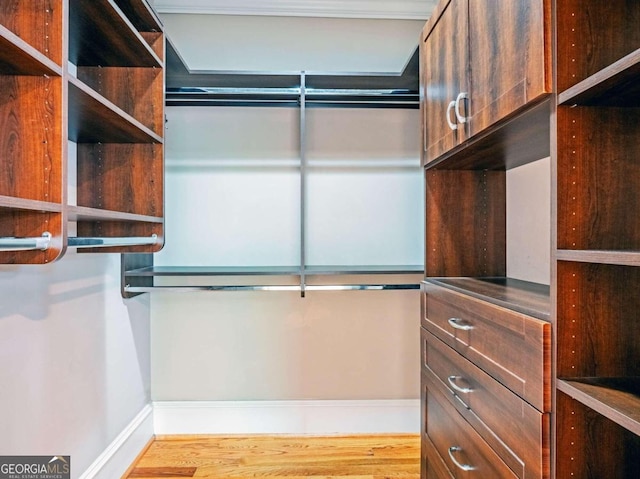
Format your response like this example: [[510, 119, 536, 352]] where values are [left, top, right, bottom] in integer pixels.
[[559, 48, 640, 106], [0, 196, 62, 213], [557, 249, 640, 267], [558, 378, 640, 436], [67, 205, 162, 223], [0, 24, 62, 76], [425, 277, 550, 321], [113, 0, 162, 32], [69, 0, 162, 67], [424, 97, 551, 171], [68, 76, 162, 143]]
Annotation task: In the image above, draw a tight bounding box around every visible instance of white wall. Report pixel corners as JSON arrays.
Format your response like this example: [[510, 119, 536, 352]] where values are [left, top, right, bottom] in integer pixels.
[[0, 250, 151, 478], [161, 13, 423, 72], [506, 157, 551, 285], [151, 105, 423, 402]]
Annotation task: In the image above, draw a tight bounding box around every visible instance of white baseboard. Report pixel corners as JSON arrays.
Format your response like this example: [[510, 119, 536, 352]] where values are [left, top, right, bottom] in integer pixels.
[[78, 404, 154, 479], [153, 399, 420, 435]]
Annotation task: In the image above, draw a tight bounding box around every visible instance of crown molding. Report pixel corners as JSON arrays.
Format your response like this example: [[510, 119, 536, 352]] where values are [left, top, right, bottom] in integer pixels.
[[152, 0, 433, 20]]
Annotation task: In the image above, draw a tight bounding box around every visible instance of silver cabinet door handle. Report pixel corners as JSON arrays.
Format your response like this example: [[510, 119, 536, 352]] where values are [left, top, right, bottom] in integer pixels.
[[455, 91, 470, 124], [448, 446, 476, 471], [446, 100, 458, 130], [447, 317, 473, 331], [447, 375, 474, 394]]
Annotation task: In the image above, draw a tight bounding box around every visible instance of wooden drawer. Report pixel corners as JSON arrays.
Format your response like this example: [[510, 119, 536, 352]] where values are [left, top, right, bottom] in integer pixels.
[[423, 433, 454, 479], [424, 371, 518, 479], [422, 328, 550, 479], [421, 282, 551, 411]]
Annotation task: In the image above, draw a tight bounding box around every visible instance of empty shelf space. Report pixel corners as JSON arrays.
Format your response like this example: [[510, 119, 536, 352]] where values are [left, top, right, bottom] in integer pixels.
[[0, 196, 62, 213], [67, 205, 162, 223], [558, 48, 640, 106], [68, 76, 162, 143], [69, 0, 161, 67], [557, 249, 640, 267], [0, 25, 62, 76], [558, 378, 640, 436], [425, 277, 551, 321]]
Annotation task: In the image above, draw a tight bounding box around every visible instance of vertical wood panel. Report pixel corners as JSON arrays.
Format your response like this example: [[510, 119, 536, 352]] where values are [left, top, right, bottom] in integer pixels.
[[468, 0, 551, 136], [556, 262, 640, 378], [557, 107, 640, 251], [557, 0, 640, 93], [425, 169, 505, 277], [0, 0, 63, 65]]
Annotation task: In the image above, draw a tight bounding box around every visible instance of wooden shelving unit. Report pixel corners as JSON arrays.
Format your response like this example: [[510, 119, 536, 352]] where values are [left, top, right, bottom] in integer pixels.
[[68, 0, 165, 253], [420, 1, 553, 477], [0, 1, 65, 264], [0, 0, 165, 263], [555, 1, 640, 477]]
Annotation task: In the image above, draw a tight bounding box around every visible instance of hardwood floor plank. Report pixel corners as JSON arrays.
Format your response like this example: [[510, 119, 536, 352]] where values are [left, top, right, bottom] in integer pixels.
[[128, 467, 196, 477], [125, 435, 420, 479]]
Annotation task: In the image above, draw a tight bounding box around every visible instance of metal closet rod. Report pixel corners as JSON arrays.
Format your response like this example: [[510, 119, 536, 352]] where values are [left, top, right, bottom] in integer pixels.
[[68, 235, 158, 248], [124, 283, 420, 293], [0, 232, 52, 251], [0, 233, 158, 251]]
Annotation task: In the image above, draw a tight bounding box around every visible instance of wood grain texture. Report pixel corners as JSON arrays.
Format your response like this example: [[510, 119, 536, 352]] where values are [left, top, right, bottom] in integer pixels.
[[68, 76, 162, 143], [125, 435, 420, 479], [467, 0, 551, 138], [557, 106, 640, 251], [425, 170, 505, 277], [77, 143, 162, 216], [0, 0, 63, 65], [558, 378, 640, 436], [78, 66, 164, 135], [422, 0, 468, 165], [422, 283, 551, 412], [0, 75, 63, 202], [556, 262, 640, 379], [556, 391, 640, 479], [556, 0, 640, 94], [424, 375, 517, 478], [425, 277, 550, 321], [423, 329, 549, 479]]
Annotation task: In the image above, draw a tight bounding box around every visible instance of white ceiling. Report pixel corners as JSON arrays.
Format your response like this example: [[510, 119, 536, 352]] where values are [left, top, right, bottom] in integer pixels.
[[151, 0, 435, 20]]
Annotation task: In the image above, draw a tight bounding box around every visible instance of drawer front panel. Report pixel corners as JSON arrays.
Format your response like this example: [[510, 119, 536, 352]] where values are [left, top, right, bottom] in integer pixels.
[[422, 328, 550, 479], [423, 433, 454, 479], [421, 283, 551, 411], [425, 372, 518, 479]]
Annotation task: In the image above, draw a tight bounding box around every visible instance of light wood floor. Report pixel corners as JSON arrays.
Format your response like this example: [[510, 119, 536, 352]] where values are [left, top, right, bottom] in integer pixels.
[[125, 434, 421, 478]]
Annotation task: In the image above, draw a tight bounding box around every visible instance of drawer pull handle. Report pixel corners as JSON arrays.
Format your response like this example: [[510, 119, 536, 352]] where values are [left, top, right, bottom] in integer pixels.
[[448, 317, 473, 331], [455, 91, 470, 124], [446, 100, 458, 130], [448, 446, 476, 471], [447, 375, 473, 394]]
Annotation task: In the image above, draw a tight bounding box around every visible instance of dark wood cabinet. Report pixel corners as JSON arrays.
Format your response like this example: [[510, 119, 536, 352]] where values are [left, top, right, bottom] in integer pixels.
[[421, 0, 469, 165], [0, 0, 164, 262], [422, 0, 640, 477], [421, 0, 551, 165], [420, 0, 552, 477]]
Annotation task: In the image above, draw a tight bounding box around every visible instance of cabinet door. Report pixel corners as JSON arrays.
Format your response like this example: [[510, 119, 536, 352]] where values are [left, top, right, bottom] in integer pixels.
[[467, 0, 551, 137], [422, 0, 469, 164]]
